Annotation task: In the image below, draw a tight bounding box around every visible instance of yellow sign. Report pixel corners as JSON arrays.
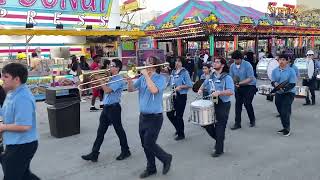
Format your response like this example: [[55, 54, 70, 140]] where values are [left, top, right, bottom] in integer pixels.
[[120, 0, 139, 15]]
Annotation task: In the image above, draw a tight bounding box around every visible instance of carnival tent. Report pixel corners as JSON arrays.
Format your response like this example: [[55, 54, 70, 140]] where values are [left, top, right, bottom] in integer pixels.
[[142, 0, 266, 29], [142, 0, 320, 40]]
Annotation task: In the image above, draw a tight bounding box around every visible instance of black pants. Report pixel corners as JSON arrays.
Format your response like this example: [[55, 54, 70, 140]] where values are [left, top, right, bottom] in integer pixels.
[[235, 85, 256, 126], [166, 93, 187, 137], [1, 141, 40, 180], [204, 100, 231, 154], [92, 104, 129, 153], [304, 79, 316, 104], [139, 113, 171, 172], [275, 93, 294, 130]]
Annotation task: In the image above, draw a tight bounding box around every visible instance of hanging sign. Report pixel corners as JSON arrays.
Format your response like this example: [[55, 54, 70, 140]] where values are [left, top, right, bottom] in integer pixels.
[[0, 0, 114, 28]]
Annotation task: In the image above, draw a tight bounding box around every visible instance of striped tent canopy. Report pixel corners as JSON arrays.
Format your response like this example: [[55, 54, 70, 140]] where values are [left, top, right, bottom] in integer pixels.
[[142, 0, 269, 30]]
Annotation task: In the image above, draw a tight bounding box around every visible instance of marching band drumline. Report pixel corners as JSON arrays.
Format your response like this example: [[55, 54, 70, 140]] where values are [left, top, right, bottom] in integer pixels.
[[75, 51, 320, 178]]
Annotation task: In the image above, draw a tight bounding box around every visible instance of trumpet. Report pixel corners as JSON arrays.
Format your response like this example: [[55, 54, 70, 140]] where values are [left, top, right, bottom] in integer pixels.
[[77, 62, 169, 92]]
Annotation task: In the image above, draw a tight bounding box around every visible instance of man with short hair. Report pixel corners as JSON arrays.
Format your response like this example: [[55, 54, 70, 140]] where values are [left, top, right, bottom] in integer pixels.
[[127, 56, 173, 179], [0, 63, 40, 180], [271, 53, 297, 136], [229, 50, 257, 130], [82, 59, 131, 162]]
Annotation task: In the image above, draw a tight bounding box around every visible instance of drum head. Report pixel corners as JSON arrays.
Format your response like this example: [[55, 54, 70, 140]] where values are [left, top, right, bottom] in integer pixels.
[[191, 100, 213, 108], [267, 59, 279, 80], [307, 60, 314, 79], [257, 58, 270, 70], [192, 79, 205, 93]]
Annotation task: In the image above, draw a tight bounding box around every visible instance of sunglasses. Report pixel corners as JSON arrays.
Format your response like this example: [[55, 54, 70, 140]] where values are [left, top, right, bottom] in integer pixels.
[[307, 54, 313, 56]]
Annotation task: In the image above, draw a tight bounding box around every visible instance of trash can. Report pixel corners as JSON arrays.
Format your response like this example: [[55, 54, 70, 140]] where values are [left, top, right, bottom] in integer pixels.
[[45, 86, 80, 138]]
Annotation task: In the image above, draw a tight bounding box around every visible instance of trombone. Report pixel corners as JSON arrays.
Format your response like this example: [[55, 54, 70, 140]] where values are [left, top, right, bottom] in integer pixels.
[[79, 69, 111, 82], [77, 62, 169, 92]]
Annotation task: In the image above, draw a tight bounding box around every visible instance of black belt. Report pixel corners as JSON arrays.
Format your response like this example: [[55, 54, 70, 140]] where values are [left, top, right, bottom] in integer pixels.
[[104, 103, 120, 107], [140, 113, 162, 117]]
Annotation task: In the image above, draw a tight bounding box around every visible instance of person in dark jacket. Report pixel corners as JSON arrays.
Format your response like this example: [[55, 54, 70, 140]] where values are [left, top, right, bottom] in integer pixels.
[[79, 56, 90, 70]]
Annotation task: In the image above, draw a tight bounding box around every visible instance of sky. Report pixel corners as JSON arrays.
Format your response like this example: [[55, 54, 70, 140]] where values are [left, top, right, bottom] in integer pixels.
[[144, 0, 297, 13], [297, 0, 320, 9]]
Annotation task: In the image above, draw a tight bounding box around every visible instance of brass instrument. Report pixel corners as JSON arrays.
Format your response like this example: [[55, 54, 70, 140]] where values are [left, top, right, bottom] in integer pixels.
[[77, 62, 169, 92], [79, 69, 111, 82]]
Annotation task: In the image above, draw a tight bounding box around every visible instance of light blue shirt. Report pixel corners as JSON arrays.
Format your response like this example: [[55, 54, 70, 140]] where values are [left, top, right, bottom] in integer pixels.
[[271, 65, 297, 94], [169, 68, 193, 94], [201, 74, 211, 93], [103, 74, 124, 105], [203, 73, 235, 102], [134, 73, 166, 114], [291, 64, 300, 78], [1, 84, 38, 145], [230, 60, 256, 86]]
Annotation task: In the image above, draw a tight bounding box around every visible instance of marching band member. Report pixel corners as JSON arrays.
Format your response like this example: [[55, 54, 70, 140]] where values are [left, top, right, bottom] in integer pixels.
[[303, 50, 319, 105], [127, 56, 172, 179], [82, 59, 131, 162], [229, 50, 257, 130], [198, 57, 234, 157], [167, 57, 193, 140], [0, 63, 40, 179], [200, 62, 213, 98], [271, 53, 297, 137]]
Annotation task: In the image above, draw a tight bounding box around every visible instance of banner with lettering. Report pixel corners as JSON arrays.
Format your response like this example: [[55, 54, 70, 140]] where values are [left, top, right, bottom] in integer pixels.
[[0, 0, 114, 28]]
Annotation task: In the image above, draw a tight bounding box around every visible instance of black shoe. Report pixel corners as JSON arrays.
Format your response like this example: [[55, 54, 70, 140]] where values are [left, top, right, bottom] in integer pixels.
[[276, 114, 281, 118], [163, 154, 172, 175], [116, 151, 131, 161], [174, 135, 185, 141], [277, 129, 285, 134], [81, 152, 99, 162], [99, 105, 104, 109], [249, 122, 255, 127], [139, 170, 157, 179], [230, 125, 241, 130], [211, 151, 224, 158], [282, 129, 291, 137], [303, 103, 311, 106], [90, 107, 99, 111]]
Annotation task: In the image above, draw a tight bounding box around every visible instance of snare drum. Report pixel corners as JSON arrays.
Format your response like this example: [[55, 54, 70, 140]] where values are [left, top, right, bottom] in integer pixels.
[[163, 92, 174, 112], [256, 58, 279, 80], [189, 100, 215, 126], [267, 59, 279, 80], [294, 58, 314, 79], [256, 58, 271, 80], [295, 86, 309, 98]]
